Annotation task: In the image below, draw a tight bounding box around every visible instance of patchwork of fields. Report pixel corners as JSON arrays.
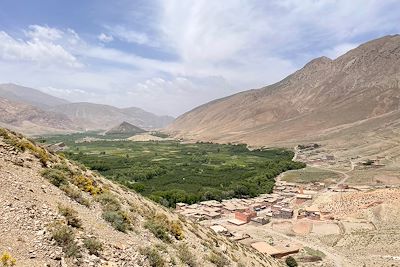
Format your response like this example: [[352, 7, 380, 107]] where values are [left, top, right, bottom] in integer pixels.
[[39, 133, 305, 206]]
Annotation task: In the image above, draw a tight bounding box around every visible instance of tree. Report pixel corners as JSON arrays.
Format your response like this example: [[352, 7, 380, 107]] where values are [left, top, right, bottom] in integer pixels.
[[285, 256, 298, 267]]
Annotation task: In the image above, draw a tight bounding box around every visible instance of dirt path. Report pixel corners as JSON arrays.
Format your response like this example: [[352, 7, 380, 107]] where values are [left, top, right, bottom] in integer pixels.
[[292, 145, 355, 186], [262, 226, 345, 267]]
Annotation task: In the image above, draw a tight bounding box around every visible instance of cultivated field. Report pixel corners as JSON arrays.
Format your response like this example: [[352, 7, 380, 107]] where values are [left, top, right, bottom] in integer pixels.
[[39, 133, 304, 207], [281, 167, 341, 185]]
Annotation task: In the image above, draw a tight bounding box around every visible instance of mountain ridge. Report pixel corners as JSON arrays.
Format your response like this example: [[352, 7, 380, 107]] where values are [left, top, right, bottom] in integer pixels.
[[167, 35, 400, 147], [0, 84, 174, 134], [0, 83, 70, 108]]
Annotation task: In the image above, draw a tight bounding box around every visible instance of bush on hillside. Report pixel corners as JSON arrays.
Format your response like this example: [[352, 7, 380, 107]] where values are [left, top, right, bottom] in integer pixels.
[[207, 251, 230, 267], [41, 169, 68, 187], [60, 185, 91, 207], [102, 210, 132, 232], [50, 223, 81, 258], [285, 256, 298, 267], [73, 175, 102, 195], [176, 243, 197, 267], [83, 237, 103, 256], [140, 247, 166, 267], [144, 213, 185, 242], [0, 251, 16, 266], [58, 205, 82, 228]]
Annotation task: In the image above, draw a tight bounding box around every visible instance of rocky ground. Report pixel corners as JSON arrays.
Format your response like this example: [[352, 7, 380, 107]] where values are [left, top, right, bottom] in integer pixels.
[[307, 189, 400, 267]]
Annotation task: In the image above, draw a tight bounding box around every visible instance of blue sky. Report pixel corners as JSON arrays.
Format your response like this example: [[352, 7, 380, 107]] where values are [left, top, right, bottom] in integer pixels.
[[0, 0, 399, 116]]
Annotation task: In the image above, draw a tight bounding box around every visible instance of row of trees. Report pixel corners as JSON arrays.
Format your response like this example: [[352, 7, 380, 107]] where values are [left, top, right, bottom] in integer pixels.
[[146, 159, 305, 207]]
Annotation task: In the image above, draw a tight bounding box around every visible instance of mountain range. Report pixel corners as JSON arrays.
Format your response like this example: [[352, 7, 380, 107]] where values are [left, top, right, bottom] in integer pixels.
[[168, 35, 400, 149], [0, 84, 174, 134]]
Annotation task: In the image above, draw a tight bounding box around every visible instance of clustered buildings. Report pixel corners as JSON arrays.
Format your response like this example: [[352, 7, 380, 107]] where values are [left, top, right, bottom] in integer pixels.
[[175, 180, 324, 259]]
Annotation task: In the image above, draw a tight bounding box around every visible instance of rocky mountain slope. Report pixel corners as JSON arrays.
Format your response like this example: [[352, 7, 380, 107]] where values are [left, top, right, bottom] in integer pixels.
[[0, 97, 76, 135], [0, 128, 279, 267], [48, 102, 174, 131], [0, 84, 174, 134], [0, 83, 69, 109], [105, 121, 146, 135], [168, 35, 400, 147]]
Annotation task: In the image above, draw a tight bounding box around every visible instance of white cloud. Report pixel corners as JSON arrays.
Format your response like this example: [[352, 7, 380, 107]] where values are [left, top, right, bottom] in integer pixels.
[[0, 1, 399, 116], [25, 25, 63, 41], [105, 25, 153, 46], [0, 30, 82, 68], [98, 33, 114, 43]]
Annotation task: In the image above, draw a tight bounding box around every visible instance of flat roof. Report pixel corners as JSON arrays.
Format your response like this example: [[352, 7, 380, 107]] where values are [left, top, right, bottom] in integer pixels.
[[251, 242, 280, 255], [210, 225, 228, 233], [296, 194, 312, 199], [305, 205, 319, 212], [228, 219, 247, 226]]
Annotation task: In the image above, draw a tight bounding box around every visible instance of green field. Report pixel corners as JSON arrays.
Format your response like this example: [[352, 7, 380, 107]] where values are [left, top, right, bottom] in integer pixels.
[[281, 167, 341, 185], [39, 133, 305, 207]]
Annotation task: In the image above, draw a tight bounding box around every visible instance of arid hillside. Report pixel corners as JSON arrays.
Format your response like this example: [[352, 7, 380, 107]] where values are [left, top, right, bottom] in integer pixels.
[[0, 83, 69, 109], [0, 84, 174, 135], [168, 35, 400, 148], [0, 128, 279, 267], [0, 97, 77, 135], [48, 102, 174, 131]]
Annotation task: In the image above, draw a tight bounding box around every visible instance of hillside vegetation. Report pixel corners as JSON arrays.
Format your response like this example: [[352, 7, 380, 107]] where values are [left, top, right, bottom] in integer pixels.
[[0, 128, 280, 267]]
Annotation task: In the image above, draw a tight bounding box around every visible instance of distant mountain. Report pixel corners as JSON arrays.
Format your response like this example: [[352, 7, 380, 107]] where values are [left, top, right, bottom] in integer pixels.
[[0, 97, 75, 134], [121, 107, 175, 129], [0, 83, 69, 108], [168, 35, 400, 147], [0, 84, 174, 134], [48, 102, 174, 131], [105, 121, 146, 135]]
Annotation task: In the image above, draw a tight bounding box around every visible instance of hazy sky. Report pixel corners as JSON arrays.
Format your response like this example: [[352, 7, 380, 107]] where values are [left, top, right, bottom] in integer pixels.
[[0, 0, 399, 116]]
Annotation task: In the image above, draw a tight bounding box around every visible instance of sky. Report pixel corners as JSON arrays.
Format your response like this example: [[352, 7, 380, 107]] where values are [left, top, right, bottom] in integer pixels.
[[0, 0, 399, 117]]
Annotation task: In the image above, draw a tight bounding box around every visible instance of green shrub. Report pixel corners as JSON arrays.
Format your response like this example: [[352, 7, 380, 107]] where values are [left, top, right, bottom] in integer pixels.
[[41, 169, 68, 187], [176, 243, 197, 267], [140, 247, 166, 267], [60, 185, 90, 207], [144, 213, 184, 242], [102, 210, 131, 232], [65, 242, 81, 258], [207, 251, 230, 267], [285, 256, 298, 267], [96, 192, 121, 211], [58, 205, 82, 228], [53, 163, 75, 176], [144, 218, 171, 243], [83, 237, 103, 256], [50, 223, 81, 258]]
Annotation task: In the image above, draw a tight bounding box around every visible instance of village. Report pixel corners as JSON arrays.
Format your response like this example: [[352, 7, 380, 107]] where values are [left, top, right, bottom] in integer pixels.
[[175, 166, 400, 266], [175, 180, 329, 260]]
